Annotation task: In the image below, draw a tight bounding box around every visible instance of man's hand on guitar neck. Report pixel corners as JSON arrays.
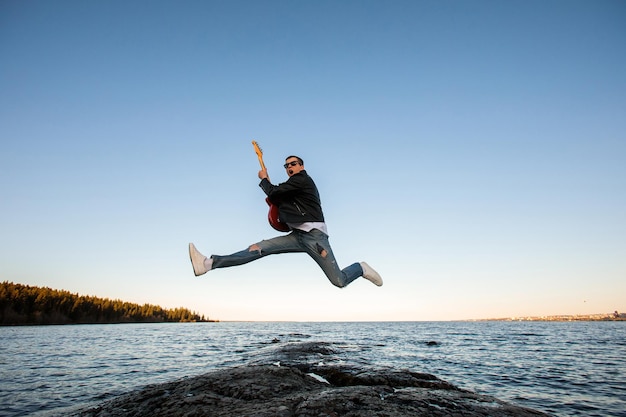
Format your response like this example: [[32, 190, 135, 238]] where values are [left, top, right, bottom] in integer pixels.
[[258, 169, 269, 180]]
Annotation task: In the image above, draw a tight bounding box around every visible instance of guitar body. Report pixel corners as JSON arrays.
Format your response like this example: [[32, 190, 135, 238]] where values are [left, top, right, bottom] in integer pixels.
[[252, 140, 290, 232], [266, 198, 290, 232]]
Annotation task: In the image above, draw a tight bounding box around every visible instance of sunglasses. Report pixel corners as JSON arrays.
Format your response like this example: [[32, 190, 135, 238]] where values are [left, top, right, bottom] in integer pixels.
[[283, 161, 300, 169]]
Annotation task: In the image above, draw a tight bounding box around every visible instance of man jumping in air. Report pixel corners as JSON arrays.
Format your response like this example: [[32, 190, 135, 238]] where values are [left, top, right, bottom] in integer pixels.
[[189, 154, 383, 288]]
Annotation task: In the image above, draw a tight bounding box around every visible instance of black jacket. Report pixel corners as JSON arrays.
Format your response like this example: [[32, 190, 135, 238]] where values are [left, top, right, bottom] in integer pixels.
[[259, 170, 325, 224]]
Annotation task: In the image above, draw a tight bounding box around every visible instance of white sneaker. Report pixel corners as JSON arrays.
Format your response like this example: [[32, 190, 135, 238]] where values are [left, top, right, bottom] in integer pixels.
[[189, 243, 210, 276], [360, 262, 383, 286]]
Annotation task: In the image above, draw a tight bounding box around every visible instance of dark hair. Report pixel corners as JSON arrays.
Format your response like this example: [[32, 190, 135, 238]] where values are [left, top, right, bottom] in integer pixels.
[[285, 155, 304, 165]]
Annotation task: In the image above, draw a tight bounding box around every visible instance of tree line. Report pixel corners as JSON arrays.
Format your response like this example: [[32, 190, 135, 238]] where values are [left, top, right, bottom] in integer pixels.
[[0, 281, 216, 325]]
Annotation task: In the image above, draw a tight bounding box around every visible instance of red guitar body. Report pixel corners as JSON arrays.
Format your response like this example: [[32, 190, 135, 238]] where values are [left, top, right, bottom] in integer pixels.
[[266, 198, 290, 232]]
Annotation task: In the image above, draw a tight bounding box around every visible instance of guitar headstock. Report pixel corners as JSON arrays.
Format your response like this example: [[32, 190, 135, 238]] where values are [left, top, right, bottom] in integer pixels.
[[252, 140, 263, 157], [252, 140, 267, 171]]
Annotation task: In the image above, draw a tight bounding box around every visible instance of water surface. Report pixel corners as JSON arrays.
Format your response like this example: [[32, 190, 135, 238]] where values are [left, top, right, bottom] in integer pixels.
[[1, 321, 624, 416]]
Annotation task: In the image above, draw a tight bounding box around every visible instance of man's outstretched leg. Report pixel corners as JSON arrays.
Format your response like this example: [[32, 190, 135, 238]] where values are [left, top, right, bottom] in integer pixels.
[[189, 234, 303, 277], [298, 229, 383, 288]]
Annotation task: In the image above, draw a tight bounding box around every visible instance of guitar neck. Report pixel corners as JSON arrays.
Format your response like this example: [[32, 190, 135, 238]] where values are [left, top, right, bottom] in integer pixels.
[[256, 154, 266, 171]]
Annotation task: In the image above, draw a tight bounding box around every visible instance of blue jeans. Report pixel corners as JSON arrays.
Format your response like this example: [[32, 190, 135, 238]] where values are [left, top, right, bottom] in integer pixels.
[[211, 228, 364, 288]]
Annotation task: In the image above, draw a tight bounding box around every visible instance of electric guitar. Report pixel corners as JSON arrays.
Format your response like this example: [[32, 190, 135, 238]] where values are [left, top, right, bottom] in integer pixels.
[[252, 141, 290, 232]]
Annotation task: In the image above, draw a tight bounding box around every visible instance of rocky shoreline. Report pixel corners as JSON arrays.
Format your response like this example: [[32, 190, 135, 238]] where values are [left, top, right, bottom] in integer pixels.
[[68, 341, 550, 416]]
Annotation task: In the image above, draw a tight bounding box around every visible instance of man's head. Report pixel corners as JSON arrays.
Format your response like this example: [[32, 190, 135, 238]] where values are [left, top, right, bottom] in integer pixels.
[[284, 155, 304, 177]]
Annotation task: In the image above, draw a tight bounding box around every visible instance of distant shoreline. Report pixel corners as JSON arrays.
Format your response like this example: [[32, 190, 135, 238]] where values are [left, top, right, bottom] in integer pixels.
[[2, 317, 624, 326], [0, 281, 216, 326], [469, 313, 625, 322]]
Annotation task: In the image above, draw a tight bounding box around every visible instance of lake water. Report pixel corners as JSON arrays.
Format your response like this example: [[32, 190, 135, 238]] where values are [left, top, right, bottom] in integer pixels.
[[1, 321, 624, 417]]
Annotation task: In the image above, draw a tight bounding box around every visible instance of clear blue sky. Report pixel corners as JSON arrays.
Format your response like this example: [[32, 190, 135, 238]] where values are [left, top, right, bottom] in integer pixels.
[[2, 0, 624, 321]]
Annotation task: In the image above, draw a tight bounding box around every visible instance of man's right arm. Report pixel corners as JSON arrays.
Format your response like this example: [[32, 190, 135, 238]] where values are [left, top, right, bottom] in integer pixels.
[[260, 175, 303, 199]]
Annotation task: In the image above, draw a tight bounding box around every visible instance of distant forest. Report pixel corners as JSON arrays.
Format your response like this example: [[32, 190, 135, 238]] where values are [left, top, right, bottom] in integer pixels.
[[0, 281, 216, 325]]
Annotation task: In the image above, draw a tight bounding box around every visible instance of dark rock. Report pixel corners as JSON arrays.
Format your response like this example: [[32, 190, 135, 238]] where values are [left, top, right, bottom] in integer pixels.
[[68, 341, 550, 416]]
